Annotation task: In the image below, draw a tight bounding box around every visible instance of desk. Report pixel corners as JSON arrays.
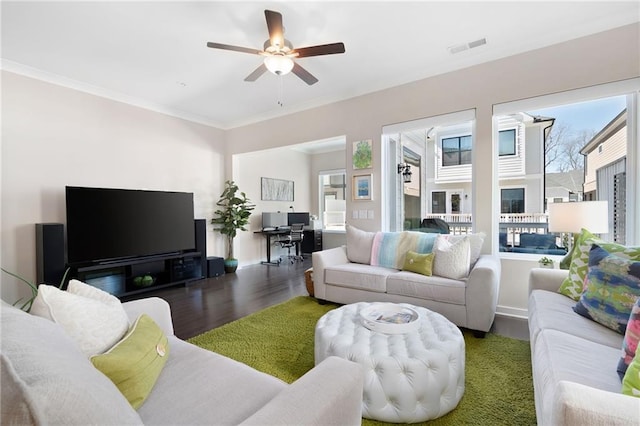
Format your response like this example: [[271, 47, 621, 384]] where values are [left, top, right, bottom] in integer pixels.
[[254, 229, 290, 266]]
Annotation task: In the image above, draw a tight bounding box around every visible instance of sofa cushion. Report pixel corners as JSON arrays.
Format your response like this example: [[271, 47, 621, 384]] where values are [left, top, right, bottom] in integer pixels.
[[402, 251, 434, 276], [532, 329, 626, 425], [528, 290, 623, 349], [0, 302, 143, 425], [346, 224, 376, 264], [618, 298, 640, 379], [370, 231, 437, 270], [138, 337, 286, 425], [325, 263, 394, 293], [559, 229, 640, 301], [433, 235, 470, 280], [386, 271, 466, 305], [91, 314, 170, 409], [30, 279, 129, 357], [573, 245, 640, 334]]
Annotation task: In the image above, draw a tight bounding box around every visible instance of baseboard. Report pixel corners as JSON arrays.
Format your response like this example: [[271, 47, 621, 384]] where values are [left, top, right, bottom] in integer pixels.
[[496, 305, 528, 320]]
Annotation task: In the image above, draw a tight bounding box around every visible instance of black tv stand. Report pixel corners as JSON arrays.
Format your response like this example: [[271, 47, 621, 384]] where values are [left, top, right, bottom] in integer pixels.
[[70, 251, 204, 298]]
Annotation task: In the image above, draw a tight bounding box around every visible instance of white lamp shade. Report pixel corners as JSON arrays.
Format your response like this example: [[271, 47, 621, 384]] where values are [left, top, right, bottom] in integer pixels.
[[548, 201, 609, 234], [264, 55, 294, 75]]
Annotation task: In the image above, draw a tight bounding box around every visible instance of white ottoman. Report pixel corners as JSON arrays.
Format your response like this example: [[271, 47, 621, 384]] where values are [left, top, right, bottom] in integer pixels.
[[315, 302, 465, 423]]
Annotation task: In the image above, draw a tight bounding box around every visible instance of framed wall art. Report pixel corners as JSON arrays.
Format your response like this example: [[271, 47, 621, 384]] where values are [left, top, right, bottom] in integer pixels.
[[261, 177, 294, 201], [352, 139, 372, 170], [352, 174, 372, 201]]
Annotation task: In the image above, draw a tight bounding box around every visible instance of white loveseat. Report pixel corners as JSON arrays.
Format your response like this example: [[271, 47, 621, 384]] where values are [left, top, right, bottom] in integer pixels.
[[528, 268, 640, 425], [312, 226, 501, 335], [1, 297, 364, 425]]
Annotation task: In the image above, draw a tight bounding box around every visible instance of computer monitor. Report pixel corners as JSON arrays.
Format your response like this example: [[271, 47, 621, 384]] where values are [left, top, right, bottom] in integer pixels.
[[288, 212, 310, 226], [262, 212, 288, 229]]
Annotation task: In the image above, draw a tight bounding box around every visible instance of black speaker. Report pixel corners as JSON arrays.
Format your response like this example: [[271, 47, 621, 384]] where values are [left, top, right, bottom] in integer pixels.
[[194, 219, 207, 279], [36, 223, 66, 286], [207, 257, 225, 277]]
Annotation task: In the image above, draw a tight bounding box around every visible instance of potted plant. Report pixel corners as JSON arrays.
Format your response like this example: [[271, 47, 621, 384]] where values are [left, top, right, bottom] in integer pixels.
[[211, 180, 255, 273], [538, 256, 554, 269]]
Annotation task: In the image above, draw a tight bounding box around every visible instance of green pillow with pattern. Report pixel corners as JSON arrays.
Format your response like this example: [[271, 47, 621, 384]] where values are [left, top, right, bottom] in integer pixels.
[[558, 229, 640, 300], [622, 349, 640, 397]]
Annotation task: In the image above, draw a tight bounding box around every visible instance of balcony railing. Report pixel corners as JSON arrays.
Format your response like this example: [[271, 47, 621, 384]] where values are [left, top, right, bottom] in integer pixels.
[[423, 213, 566, 254]]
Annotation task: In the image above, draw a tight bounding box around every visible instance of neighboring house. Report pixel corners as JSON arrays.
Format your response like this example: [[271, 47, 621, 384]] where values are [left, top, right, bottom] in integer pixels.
[[581, 109, 627, 242], [413, 113, 555, 217], [545, 169, 584, 205]]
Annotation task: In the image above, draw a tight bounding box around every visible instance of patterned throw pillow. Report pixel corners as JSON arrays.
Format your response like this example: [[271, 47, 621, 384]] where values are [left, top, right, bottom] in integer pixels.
[[573, 245, 640, 334], [618, 298, 640, 379], [402, 251, 434, 276], [622, 349, 640, 397], [558, 229, 640, 300]]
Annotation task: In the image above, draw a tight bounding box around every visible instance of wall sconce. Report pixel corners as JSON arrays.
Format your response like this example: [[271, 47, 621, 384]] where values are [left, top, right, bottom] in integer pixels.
[[397, 163, 412, 183]]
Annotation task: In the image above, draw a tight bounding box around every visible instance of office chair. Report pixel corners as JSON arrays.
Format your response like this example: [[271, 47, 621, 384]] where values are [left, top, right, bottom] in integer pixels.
[[276, 223, 305, 263]]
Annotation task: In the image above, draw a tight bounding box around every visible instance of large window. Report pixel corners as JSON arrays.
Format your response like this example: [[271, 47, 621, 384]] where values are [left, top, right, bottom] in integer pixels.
[[319, 170, 346, 230], [442, 135, 472, 166], [501, 188, 524, 213]]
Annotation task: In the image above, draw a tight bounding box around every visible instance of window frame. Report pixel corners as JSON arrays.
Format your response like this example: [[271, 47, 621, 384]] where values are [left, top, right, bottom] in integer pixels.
[[441, 134, 472, 167], [498, 128, 517, 156]]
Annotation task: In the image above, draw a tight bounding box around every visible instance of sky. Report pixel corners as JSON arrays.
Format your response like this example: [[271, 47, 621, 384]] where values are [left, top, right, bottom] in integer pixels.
[[529, 95, 627, 134]]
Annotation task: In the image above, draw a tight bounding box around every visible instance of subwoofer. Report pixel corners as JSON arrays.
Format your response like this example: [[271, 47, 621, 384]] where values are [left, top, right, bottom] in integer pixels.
[[35, 223, 66, 286]]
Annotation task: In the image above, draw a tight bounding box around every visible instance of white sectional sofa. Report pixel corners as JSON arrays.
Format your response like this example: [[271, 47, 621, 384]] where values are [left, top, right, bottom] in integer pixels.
[[312, 226, 501, 335], [528, 268, 640, 425], [1, 296, 364, 425]]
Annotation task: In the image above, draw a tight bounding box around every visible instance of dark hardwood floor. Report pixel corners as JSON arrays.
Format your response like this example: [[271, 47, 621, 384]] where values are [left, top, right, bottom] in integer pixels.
[[138, 258, 312, 340], [138, 256, 530, 342]]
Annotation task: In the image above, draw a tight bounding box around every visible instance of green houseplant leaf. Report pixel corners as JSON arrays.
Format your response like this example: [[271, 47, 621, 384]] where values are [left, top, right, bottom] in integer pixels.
[[211, 180, 255, 261], [1, 266, 70, 312]]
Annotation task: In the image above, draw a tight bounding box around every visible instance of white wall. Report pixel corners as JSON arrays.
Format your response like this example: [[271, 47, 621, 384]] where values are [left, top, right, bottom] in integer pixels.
[[1, 71, 226, 305]]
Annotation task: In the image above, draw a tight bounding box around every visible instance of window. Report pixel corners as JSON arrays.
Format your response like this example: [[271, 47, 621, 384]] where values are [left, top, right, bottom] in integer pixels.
[[442, 135, 472, 166], [319, 170, 346, 230], [501, 188, 524, 213], [499, 129, 516, 156], [432, 191, 446, 214]]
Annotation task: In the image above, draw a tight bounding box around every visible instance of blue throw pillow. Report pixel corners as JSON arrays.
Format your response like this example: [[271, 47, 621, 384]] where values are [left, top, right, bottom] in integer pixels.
[[573, 244, 640, 334]]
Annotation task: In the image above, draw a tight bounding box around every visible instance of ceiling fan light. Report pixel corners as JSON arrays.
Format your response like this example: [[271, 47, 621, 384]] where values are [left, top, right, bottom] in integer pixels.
[[264, 55, 294, 76]]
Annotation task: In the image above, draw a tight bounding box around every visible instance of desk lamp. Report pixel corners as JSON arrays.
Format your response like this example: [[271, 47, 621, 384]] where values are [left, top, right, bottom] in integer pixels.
[[548, 200, 609, 269]]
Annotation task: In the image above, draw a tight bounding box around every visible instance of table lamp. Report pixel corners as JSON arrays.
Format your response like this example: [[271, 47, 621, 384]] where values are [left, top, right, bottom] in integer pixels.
[[548, 200, 609, 269]]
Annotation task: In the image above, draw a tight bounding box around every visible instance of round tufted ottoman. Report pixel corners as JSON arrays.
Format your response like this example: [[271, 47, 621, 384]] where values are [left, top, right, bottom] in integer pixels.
[[314, 302, 465, 423]]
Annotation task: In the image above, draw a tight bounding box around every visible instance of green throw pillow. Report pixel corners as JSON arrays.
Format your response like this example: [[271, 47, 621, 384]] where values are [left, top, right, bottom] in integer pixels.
[[91, 314, 169, 409], [558, 228, 640, 300], [622, 349, 640, 397], [402, 251, 434, 276]]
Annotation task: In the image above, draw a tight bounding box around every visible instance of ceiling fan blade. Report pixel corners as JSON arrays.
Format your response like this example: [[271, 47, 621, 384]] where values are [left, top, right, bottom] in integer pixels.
[[292, 63, 318, 85], [264, 10, 284, 48], [207, 42, 262, 55], [244, 63, 268, 82], [294, 42, 346, 58]]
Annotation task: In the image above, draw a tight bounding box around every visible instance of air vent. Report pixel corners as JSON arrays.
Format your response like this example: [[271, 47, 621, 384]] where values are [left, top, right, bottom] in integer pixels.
[[448, 37, 487, 54]]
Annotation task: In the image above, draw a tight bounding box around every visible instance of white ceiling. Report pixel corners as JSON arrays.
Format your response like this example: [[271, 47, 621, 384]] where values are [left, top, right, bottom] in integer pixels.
[[2, 1, 638, 130]]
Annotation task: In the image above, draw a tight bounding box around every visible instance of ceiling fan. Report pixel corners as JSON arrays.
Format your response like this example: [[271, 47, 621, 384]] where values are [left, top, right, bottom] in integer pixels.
[[207, 9, 345, 85]]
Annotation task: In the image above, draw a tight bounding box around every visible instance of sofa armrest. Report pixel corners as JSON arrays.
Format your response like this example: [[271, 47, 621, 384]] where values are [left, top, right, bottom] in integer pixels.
[[528, 268, 569, 294], [553, 381, 640, 426], [312, 246, 349, 300], [465, 255, 501, 332], [122, 297, 174, 336], [239, 356, 364, 426]]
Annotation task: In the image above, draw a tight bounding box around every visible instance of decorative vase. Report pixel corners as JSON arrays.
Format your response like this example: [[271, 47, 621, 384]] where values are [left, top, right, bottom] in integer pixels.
[[224, 258, 238, 273]]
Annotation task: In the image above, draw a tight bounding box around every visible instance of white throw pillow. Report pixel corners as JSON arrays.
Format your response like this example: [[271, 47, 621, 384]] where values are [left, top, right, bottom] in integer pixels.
[[31, 279, 129, 357], [433, 235, 471, 280], [346, 224, 375, 264], [439, 232, 485, 266]]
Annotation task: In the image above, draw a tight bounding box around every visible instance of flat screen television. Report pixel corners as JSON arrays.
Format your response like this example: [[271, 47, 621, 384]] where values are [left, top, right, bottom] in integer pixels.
[[66, 186, 195, 265], [288, 212, 310, 226]]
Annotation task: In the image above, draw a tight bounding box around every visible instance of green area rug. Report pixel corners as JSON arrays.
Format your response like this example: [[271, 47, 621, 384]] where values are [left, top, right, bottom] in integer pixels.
[[188, 296, 536, 425]]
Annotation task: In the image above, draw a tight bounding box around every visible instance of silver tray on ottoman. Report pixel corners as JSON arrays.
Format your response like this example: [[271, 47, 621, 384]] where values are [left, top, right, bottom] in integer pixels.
[[360, 303, 421, 334]]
